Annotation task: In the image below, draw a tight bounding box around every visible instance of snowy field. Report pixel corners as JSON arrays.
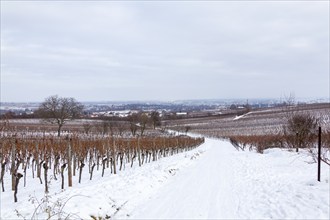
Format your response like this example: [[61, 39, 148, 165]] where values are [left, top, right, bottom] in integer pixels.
[[1, 138, 329, 219]]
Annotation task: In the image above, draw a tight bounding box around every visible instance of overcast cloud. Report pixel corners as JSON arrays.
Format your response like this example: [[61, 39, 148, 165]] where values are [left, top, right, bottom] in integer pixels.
[[1, 1, 329, 102]]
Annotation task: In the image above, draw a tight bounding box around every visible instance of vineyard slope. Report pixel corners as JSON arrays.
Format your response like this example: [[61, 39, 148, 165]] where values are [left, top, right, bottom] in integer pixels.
[[1, 138, 329, 219]]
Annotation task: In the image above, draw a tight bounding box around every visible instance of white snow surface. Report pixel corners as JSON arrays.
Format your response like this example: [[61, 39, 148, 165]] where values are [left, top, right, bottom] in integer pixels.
[[233, 112, 251, 121], [1, 138, 329, 219]]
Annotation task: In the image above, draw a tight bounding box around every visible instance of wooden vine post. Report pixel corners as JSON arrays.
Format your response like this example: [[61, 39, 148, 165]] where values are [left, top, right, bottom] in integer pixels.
[[79, 160, 84, 183], [138, 136, 141, 167], [43, 160, 49, 193], [11, 138, 16, 191], [1, 161, 6, 192], [36, 143, 41, 182], [14, 173, 23, 202], [61, 164, 66, 190], [112, 138, 117, 174], [67, 138, 73, 187], [317, 126, 321, 182]]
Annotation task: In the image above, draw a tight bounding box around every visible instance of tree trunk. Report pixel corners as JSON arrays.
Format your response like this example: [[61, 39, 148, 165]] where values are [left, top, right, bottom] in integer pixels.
[[131, 153, 136, 168], [14, 173, 23, 203], [1, 162, 6, 192], [90, 163, 95, 180], [97, 156, 100, 171], [79, 161, 84, 183], [23, 162, 27, 187], [32, 159, 35, 178], [119, 154, 123, 171], [43, 162, 49, 193], [110, 158, 113, 174], [89, 153, 93, 173], [57, 123, 63, 137], [53, 156, 60, 181], [38, 161, 43, 184], [102, 158, 107, 177], [61, 164, 66, 190]]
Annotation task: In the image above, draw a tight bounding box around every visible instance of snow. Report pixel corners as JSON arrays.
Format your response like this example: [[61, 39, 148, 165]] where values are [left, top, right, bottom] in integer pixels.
[[1, 138, 329, 219], [129, 139, 329, 219], [233, 112, 251, 120]]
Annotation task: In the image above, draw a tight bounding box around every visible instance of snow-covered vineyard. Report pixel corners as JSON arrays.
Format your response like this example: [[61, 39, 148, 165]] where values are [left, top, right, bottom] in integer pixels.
[[0, 134, 329, 219], [2, 0, 329, 218]]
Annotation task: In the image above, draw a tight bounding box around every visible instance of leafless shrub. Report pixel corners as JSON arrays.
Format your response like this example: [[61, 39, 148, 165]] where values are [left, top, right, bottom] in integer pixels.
[[284, 113, 318, 150], [228, 134, 284, 153]]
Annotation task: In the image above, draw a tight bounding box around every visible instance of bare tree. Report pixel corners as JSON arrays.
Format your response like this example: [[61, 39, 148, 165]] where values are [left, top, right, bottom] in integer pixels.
[[128, 113, 139, 136], [138, 113, 149, 136], [128, 112, 150, 136], [150, 111, 161, 129], [36, 95, 83, 136]]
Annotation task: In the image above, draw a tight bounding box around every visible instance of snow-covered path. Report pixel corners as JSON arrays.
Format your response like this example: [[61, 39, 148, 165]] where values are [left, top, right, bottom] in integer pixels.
[[129, 138, 239, 219], [128, 138, 330, 219], [1, 137, 329, 219]]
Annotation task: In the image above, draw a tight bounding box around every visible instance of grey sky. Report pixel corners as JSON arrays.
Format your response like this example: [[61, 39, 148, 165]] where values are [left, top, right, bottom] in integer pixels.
[[1, 1, 329, 102]]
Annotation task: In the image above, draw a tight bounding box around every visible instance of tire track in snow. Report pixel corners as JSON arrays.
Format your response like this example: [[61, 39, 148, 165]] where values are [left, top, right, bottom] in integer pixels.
[[128, 138, 240, 219], [127, 137, 329, 219]]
